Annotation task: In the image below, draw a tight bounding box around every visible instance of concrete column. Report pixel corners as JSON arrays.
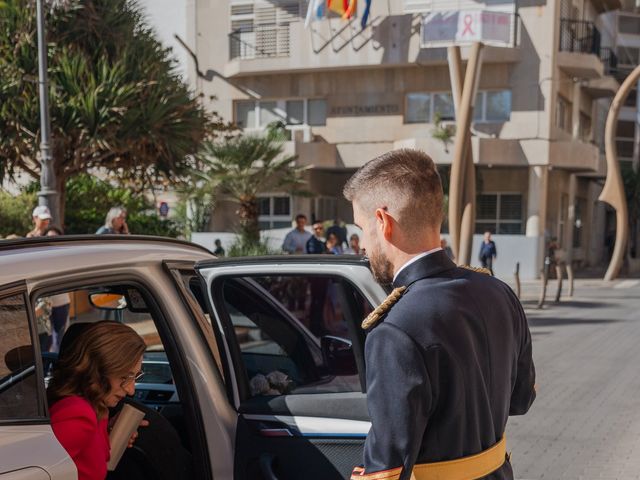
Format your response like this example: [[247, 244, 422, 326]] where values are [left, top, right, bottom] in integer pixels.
[[526, 166, 549, 278], [571, 82, 582, 140], [526, 166, 549, 237], [564, 173, 577, 263]]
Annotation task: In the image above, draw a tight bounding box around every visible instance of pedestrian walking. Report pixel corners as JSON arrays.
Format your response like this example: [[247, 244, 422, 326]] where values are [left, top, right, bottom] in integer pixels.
[[479, 231, 497, 275], [26, 205, 52, 237], [344, 149, 535, 480], [282, 214, 312, 254], [96, 207, 129, 234]]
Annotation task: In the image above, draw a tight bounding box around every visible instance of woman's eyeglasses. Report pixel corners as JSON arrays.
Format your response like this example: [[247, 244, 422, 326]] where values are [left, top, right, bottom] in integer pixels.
[[120, 370, 144, 389]]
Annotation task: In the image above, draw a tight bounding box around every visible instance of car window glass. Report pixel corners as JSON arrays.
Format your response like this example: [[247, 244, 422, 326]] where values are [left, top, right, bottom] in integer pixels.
[[217, 275, 373, 397], [0, 293, 40, 421], [37, 286, 177, 405]]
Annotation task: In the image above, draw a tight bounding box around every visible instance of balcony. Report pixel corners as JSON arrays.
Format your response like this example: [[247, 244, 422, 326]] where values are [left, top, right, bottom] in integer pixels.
[[229, 25, 291, 60], [225, 13, 520, 78], [557, 19, 605, 79], [584, 47, 620, 97]]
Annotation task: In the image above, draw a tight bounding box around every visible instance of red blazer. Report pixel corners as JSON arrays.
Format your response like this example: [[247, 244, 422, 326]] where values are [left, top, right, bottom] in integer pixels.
[[50, 396, 110, 480]]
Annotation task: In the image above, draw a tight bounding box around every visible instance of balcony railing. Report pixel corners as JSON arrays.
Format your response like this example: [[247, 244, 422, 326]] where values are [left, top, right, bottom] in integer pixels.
[[559, 18, 601, 55], [599, 47, 618, 75], [229, 24, 290, 60]]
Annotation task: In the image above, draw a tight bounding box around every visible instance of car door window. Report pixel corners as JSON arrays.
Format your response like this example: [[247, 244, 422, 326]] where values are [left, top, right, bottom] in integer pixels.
[[0, 292, 42, 422], [216, 275, 373, 398]]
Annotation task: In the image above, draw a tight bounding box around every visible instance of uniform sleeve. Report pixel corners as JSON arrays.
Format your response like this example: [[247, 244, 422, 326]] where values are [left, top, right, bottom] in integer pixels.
[[51, 402, 99, 458], [354, 323, 432, 480], [509, 296, 536, 415]]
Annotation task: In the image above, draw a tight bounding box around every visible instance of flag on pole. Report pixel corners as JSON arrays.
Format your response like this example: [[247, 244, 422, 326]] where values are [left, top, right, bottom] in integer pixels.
[[328, 0, 357, 19], [305, 0, 325, 28], [360, 0, 371, 29]]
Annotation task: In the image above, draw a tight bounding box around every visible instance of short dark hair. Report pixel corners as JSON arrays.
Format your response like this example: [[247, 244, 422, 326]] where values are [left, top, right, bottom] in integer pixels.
[[295, 214, 307, 222], [343, 149, 443, 234]]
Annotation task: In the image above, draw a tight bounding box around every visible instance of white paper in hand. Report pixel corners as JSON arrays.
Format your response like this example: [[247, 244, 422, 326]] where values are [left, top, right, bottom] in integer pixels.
[[107, 403, 145, 471]]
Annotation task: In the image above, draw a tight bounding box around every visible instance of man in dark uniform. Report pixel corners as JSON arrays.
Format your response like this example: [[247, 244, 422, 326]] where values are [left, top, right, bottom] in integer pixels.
[[343, 149, 536, 480]]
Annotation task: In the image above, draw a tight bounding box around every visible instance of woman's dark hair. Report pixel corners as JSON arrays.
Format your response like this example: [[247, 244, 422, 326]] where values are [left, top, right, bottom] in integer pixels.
[[47, 321, 146, 418]]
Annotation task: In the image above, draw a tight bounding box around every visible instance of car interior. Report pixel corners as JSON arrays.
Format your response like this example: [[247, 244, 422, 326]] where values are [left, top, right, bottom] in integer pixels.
[[35, 283, 195, 480]]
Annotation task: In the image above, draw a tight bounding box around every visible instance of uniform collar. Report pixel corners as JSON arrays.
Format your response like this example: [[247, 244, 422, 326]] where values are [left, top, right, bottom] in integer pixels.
[[392, 249, 457, 289]]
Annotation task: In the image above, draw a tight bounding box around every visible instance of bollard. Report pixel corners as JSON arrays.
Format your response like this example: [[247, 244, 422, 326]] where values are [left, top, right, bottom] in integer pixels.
[[514, 262, 521, 299], [554, 264, 563, 303], [537, 256, 551, 309]]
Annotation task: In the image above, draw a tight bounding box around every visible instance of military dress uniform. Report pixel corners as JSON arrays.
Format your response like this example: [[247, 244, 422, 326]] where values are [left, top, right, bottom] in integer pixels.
[[351, 249, 536, 480]]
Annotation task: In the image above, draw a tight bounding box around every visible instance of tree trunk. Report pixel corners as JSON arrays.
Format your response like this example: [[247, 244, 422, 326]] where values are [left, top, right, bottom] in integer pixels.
[[237, 195, 259, 245]]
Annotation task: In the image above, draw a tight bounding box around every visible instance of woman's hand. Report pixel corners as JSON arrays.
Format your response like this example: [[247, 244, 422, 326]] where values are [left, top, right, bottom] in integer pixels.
[[127, 419, 149, 448]]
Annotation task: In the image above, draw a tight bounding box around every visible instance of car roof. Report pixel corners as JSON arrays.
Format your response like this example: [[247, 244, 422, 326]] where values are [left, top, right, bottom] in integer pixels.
[[195, 254, 369, 270], [0, 235, 214, 286]]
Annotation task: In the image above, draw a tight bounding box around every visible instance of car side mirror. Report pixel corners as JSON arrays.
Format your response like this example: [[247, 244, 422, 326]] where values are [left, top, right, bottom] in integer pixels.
[[88, 293, 127, 311], [321, 335, 357, 376]]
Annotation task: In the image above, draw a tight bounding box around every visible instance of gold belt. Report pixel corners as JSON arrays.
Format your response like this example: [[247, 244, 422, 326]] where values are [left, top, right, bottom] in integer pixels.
[[410, 436, 507, 480]]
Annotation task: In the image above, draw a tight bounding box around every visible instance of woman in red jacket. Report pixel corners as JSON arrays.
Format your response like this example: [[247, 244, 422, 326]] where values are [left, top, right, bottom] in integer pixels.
[[47, 321, 147, 480]]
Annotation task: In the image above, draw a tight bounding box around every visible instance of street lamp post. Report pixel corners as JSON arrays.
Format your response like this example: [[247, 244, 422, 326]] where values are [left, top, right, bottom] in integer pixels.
[[36, 0, 59, 223]]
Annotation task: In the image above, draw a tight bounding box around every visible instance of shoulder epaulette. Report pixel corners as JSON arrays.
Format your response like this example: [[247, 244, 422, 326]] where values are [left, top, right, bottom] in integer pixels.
[[361, 286, 407, 330], [459, 265, 493, 276]]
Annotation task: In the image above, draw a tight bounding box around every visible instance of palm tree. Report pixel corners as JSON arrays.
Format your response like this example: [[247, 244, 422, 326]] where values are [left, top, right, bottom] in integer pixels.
[[0, 0, 214, 222], [199, 123, 306, 245]]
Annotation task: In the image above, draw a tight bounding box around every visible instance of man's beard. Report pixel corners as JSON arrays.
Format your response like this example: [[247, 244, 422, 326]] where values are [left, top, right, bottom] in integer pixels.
[[369, 248, 394, 285]]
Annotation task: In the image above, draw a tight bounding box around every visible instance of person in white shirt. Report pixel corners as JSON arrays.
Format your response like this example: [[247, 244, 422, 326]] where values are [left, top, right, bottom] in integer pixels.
[[282, 214, 312, 254]]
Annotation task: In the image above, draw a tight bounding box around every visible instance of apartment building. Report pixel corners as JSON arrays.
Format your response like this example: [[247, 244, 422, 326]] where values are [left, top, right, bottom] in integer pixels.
[[191, 0, 623, 277], [598, 1, 640, 257]]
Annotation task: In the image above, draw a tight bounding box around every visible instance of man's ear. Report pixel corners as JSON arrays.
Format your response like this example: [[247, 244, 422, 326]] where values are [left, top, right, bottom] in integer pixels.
[[375, 208, 393, 242]]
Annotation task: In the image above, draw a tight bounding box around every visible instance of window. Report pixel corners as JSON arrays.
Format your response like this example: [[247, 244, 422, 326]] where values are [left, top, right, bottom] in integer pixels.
[[573, 199, 585, 248], [579, 113, 592, 142], [236, 101, 256, 129], [617, 46, 639, 66], [405, 90, 511, 123], [619, 15, 640, 35], [406, 93, 431, 123], [556, 95, 572, 132], [616, 139, 635, 159], [286, 100, 304, 125], [258, 195, 291, 229], [218, 275, 373, 397], [308, 99, 327, 126], [485, 91, 512, 122], [475, 193, 523, 234], [0, 293, 41, 421], [259, 101, 285, 127], [433, 93, 455, 121], [235, 99, 326, 129]]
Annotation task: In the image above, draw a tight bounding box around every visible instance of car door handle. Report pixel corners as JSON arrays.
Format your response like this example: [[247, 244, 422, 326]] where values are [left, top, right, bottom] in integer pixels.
[[259, 453, 280, 480]]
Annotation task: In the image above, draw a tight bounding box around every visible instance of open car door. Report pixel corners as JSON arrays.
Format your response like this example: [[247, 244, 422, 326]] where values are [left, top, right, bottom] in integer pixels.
[[196, 256, 387, 480]]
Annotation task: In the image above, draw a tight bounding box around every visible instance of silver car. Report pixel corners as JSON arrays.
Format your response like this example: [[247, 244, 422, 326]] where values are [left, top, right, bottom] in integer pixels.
[[0, 236, 387, 480]]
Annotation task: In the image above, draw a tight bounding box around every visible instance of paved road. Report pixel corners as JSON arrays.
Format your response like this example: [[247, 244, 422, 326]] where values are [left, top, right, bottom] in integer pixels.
[[505, 279, 640, 480]]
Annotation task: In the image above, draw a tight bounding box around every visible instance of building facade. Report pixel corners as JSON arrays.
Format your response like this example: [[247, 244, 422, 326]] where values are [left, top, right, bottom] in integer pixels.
[[189, 0, 629, 277]]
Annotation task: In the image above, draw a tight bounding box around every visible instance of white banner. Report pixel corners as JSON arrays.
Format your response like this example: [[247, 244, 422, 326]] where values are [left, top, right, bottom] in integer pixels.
[[421, 10, 513, 48]]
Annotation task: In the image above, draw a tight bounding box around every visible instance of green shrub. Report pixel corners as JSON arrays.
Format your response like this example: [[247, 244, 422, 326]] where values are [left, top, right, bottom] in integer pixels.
[[0, 189, 37, 237], [64, 174, 179, 237]]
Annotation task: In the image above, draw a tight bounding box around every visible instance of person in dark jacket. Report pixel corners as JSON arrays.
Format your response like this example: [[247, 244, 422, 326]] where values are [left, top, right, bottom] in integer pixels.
[[306, 222, 327, 254], [479, 231, 497, 275], [344, 149, 535, 480]]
